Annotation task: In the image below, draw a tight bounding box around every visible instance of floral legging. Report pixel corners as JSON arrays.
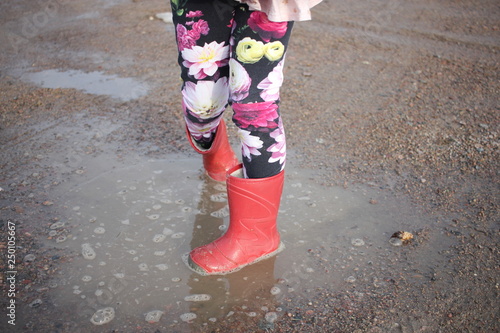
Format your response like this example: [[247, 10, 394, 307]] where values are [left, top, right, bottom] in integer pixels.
[[170, 0, 294, 178]]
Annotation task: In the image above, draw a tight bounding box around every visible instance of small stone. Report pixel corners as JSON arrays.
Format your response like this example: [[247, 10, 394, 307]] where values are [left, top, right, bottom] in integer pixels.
[[24, 254, 36, 262], [29, 299, 43, 308]]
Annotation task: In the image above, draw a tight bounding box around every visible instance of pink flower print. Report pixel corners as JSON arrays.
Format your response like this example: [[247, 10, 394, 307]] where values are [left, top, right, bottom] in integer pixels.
[[229, 59, 251, 102], [267, 119, 286, 167], [191, 19, 209, 37], [176, 24, 196, 51], [181, 41, 229, 79], [257, 58, 285, 102], [186, 10, 203, 18], [232, 101, 279, 130], [247, 11, 288, 42], [238, 129, 263, 161]]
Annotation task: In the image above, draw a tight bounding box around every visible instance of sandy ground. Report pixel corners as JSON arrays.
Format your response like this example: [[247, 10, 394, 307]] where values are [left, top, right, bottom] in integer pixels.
[[0, 0, 499, 332]]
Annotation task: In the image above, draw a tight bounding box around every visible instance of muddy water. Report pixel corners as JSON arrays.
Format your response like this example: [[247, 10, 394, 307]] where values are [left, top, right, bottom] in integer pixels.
[[20, 69, 149, 102], [43, 154, 429, 331]]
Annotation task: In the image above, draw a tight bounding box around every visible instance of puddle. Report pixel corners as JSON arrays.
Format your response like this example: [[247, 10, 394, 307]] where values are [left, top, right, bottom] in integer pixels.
[[21, 69, 149, 101], [43, 155, 428, 331]]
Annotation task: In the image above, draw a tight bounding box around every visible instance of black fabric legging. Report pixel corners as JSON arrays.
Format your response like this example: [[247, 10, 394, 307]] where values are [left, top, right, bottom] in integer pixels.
[[170, 0, 294, 178]]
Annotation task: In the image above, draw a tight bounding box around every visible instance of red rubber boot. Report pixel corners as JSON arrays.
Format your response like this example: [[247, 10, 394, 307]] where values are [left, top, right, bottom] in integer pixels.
[[188, 164, 285, 275], [187, 119, 239, 182]]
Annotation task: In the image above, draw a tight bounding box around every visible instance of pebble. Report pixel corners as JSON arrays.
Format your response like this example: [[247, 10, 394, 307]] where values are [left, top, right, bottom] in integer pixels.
[[29, 299, 43, 308], [93, 227, 106, 234], [24, 254, 36, 262]]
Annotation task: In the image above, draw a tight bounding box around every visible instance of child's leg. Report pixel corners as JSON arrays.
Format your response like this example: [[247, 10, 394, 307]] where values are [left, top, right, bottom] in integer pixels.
[[229, 6, 294, 178], [170, 0, 236, 147]]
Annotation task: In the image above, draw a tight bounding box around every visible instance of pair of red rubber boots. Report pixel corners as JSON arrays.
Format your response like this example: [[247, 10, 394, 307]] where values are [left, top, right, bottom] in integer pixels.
[[186, 119, 284, 275]]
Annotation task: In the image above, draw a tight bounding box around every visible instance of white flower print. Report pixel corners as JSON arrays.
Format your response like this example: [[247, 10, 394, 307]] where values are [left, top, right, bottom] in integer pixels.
[[267, 119, 286, 168], [238, 128, 263, 161], [228, 59, 251, 102], [181, 41, 229, 79], [185, 118, 218, 141], [182, 77, 229, 120]]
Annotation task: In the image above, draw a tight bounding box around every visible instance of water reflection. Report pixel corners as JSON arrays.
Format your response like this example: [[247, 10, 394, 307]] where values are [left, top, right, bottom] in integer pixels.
[[42, 156, 425, 331]]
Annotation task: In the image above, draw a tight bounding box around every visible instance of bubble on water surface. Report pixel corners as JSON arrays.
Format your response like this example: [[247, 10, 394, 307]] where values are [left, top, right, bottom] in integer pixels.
[[351, 238, 365, 247], [81, 243, 96, 260], [50, 221, 65, 229], [56, 235, 67, 243], [210, 193, 227, 202], [180, 312, 197, 322], [389, 237, 403, 246], [152, 234, 166, 243], [162, 228, 173, 236], [345, 276, 357, 283], [270, 286, 281, 295], [90, 307, 115, 326], [184, 294, 211, 302], [265, 311, 278, 323], [211, 206, 229, 218], [155, 264, 168, 271], [145, 310, 164, 323]]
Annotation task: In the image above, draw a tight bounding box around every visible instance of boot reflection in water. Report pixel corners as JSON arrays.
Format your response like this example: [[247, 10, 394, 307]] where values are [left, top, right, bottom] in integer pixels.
[[168, 0, 321, 275]]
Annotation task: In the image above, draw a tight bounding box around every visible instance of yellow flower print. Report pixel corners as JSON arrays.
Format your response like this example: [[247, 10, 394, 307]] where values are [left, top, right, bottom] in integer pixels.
[[264, 41, 285, 61], [236, 37, 265, 64]]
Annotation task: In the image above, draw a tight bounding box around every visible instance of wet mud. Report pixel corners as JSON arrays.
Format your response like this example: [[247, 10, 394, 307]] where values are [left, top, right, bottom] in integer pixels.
[[0, 0, 498, 332]]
